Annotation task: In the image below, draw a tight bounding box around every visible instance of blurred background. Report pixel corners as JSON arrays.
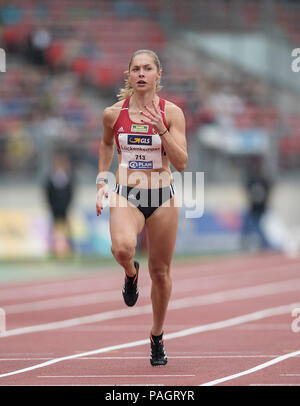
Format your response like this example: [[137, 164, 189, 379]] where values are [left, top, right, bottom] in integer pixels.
[[0, 0, 300, 268]]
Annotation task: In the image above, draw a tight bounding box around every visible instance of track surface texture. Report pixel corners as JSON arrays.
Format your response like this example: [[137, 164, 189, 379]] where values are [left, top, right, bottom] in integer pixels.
[[0, 252, 300, 387]]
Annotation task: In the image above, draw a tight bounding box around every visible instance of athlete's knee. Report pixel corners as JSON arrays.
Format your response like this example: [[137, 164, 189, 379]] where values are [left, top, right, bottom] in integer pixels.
[[149, 262, 171, 284], [111, 242, 135, 264]]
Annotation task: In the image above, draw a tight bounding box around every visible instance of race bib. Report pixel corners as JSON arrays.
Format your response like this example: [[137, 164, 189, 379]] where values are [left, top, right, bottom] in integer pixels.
[[118, 133, 162, 170]]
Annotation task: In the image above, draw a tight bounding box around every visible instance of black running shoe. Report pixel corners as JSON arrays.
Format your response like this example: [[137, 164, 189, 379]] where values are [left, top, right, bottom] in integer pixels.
[[122, 260, 139, 307], [150, 333, 168, 366]]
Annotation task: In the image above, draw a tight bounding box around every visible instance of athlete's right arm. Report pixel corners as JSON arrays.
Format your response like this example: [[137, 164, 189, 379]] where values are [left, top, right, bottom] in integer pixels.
[[96, 107, 115, 216]]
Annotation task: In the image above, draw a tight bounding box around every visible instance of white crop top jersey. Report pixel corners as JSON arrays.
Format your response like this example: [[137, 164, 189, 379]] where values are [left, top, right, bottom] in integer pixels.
[[113, 97, 168, 171]]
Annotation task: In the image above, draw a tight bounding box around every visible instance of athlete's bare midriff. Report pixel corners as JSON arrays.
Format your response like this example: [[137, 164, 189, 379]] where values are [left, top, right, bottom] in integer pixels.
[[116, 164, 173, 189]]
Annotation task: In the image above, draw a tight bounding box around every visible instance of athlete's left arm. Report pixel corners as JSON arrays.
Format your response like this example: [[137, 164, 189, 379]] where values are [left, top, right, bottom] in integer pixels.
[[161, 104, 188, 172]]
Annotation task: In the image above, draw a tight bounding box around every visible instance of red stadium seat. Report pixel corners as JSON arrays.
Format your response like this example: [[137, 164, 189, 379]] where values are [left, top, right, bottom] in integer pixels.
[[71, 57, 91, 77], [45, 41, 65, 68]]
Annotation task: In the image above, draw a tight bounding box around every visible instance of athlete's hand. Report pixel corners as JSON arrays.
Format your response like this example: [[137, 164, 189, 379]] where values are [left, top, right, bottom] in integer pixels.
[[140, 100, 166, 135], [96, 184, 109, 216]]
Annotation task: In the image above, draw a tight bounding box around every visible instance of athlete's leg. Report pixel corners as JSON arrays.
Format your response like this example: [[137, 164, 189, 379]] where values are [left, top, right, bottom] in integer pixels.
[[110, 191, 145, 276], [145, 198, 178, 336]]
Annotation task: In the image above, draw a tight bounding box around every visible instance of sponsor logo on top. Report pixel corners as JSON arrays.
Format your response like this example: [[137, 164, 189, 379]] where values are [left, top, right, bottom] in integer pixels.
[[131, 124, 149, 133], [128, 135, 152, 145], [128, 161, 153, 170]]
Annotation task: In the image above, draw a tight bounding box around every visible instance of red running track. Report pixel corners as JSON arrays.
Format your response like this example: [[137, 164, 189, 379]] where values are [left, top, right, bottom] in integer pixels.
[[0, 252, 300, 386]]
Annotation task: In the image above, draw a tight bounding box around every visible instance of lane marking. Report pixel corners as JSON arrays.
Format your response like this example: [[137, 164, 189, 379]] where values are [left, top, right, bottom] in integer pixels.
[[1, 258, 298, 303], [0, 275, 118, 301], [4, 290, 122, 314], [2, 278, 300, 338], [0, 305, 154, 338], [250, 384, 300, 386], [3, 275, 300, 315], [0, 359, 54, 361], [280, 374, 300, 376], [37, 374, 194, 378], [0, 302, 298, 379], [104, 384, 164, 386], [0, 383, 164, 386], [200, 350, 300, 386], [77, 354, 297, 359], [0, 355, 294, 361]]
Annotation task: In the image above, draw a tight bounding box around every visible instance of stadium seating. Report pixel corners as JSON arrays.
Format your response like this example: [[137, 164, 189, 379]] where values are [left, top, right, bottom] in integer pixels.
[[1, 0, 300, 177]]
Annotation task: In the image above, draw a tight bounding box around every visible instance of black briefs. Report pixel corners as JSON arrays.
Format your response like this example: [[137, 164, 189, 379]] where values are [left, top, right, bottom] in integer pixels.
[[113, 183, 176, 219]]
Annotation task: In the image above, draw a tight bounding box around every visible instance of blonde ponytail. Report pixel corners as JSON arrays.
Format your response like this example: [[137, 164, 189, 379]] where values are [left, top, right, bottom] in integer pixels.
[[117, 76, 134, 101]]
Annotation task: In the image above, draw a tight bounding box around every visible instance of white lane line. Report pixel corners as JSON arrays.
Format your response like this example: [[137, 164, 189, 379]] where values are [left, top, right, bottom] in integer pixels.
[[0, 275, 223, 313], [0, 276, 118, 301], [0, 255, 260, 295], [0, 359, 54, 361], [1, 259, 298, 303], [200, 350, 300, 386], [0, 355, 292, 361], [3, 275, 300, 315], [0, 302, 298, 379], [2, 278, 300, 338], [3, 290, 122, 314], [280, 374, 300, 376], [38, 374, 194, 378], [0, 305, 153, 337], [107, 384, 164, 386], [0, 277, 216, 313], [250, 384, 300, 386], [77, 355, 297, 359], [0, 383, 164, 386]]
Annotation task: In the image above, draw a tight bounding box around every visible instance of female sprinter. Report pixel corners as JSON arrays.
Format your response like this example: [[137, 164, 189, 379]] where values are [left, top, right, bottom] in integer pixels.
[[96, 49, 187, 366]]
